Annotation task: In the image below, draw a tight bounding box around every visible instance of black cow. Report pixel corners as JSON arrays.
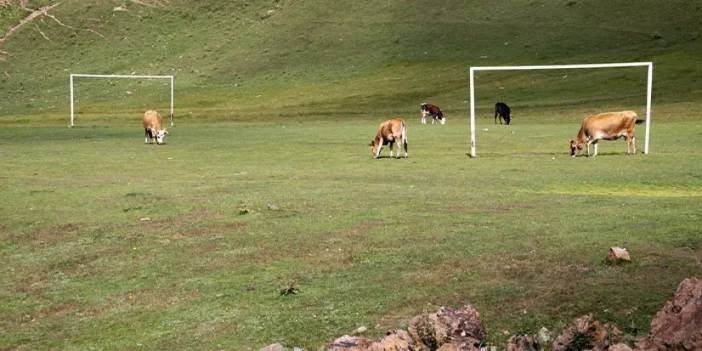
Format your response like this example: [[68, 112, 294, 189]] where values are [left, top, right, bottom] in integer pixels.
[[494, 102, 511, 125]]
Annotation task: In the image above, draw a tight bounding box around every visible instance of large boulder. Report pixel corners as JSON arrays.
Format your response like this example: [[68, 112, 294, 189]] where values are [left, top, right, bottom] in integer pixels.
[[408, 305, 486, 351], [552, 314, 621, 351], [636, 277, 702, 351]]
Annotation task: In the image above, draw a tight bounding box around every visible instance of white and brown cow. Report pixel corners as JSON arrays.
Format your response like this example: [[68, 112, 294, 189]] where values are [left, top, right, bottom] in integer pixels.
[[370, 118, 408, 159], [420, 103, 446, 125], [570, 111, 643, 157], [143, 110, 169, 144]]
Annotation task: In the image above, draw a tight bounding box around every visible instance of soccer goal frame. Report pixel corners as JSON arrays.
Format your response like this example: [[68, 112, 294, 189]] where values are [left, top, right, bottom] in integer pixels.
[[468, 62, 653, 157], [69, 73, 175, 127]]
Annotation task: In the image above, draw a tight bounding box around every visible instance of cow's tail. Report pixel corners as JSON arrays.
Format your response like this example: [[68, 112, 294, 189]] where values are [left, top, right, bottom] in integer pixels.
[[635, 119, 645, 125], [401, 121, 408, 157]]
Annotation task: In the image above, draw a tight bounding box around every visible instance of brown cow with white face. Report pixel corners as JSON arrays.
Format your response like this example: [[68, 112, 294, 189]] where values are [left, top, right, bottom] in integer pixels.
[[370, 118, 408, 159], [570, 111, 643, 157], [143, 110, 169, 144], [420, 103, 446, 125]]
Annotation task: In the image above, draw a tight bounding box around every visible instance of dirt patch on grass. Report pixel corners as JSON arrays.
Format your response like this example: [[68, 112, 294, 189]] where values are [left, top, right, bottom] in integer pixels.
[[37, 303, 76, 319], [9, 223, 82, 248], [89, 287, 201, 317], [178, 221, 247, 238], [445, 202, 537, 214]]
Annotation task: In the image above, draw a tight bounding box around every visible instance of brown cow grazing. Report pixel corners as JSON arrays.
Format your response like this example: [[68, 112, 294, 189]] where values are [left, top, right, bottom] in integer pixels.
[[570, 111, 643, 157], [143, 110, 169, 144], [370, 118, 408, 159], [420, 103, 446, 125]]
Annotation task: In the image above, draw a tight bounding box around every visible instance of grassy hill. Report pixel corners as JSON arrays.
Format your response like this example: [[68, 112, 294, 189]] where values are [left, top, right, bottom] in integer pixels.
[[1, 0, 701, 123], [1, 1, 702, 350]]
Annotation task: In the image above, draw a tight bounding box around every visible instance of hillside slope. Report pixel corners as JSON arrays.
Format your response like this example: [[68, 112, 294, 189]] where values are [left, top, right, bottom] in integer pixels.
[[0, 0, 700, 121]]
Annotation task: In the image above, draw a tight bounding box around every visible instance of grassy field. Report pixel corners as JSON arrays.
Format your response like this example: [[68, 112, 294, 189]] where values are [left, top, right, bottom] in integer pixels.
[[1, 115, 701, 349], [2, 0, 702, 349]]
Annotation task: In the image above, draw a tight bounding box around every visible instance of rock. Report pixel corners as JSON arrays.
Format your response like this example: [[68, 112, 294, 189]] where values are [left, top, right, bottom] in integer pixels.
[[267, 204, 280, 211], [369, 329, 415, 351], [552, 314, 621, 351], [507, 335, 538, 351], [635, 277, 702, 351], [353, 326, 368, 335], [326, 335, 371, 351], [607, 247, 631, 263], [435, 340, 481, 351], [609, 343, 633, 351], [409, 305, 486, 351], [537, 327, 551, 346], [139, 217, 151, 222], [259, 344, 287, 351]]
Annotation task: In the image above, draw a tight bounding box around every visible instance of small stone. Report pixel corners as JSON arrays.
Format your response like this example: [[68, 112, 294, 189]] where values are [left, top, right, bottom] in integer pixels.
[[537, 327, 551, 345], [609, 343, 633, 351], [259, 343, 287, 351], [353, 326, 367, 334], [139, 217, 151, 222], [607, 247, 631, 263]]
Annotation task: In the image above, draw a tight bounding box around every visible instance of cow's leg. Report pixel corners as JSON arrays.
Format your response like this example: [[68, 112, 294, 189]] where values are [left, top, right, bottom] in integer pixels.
[[494, 111, 498, 124], [145, 129, 149, 143], [403, 138, 408, 158], [593, 142, 598, 157], [631, 136, 636, 154], [586, 142, 591, 156]]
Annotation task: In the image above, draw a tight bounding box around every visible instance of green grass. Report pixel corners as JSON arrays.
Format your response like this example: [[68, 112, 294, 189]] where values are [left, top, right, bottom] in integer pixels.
[[2, 0, 702, 349], [1, 117, 701, 349]]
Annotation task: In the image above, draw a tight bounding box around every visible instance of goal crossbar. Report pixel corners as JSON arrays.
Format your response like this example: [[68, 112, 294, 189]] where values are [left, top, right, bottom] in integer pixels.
[[69, 73, 175, 127], [468, 62, 653, 157]]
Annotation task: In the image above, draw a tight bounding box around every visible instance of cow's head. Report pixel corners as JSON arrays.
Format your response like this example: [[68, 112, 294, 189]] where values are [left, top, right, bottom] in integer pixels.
[[569, 139, 582, 157], [420, 103, 428, 111], [438, 116, 446, 125], [369, 139, 382, 158], [156, 129, 169, 144]]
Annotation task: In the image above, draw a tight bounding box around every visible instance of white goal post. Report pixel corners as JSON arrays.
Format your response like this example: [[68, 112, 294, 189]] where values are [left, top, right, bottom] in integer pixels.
[[468, 62, 653, 157], [69, 73, 175, 127]]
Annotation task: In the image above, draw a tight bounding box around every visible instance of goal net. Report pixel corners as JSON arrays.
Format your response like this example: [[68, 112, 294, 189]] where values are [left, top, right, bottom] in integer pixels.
[[69, 74, 175, 127], [468, 62, 653, 157]]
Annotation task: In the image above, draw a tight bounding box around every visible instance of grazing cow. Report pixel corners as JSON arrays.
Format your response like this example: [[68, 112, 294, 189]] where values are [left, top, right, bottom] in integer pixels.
[[143, 110, 169, 144], [370, 118, 408, 159], [494, 102, 511, 125], [570, 111, 643, 157], [420, 103, 446, 125]]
